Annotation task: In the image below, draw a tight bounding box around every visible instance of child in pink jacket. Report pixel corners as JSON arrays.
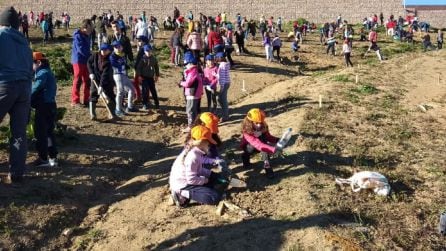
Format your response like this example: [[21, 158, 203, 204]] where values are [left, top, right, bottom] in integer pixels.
[[169, 125, 226, 207], [241, 108, 281, 179], [203, 54, 218, 113], [180, 51, 203, 132]]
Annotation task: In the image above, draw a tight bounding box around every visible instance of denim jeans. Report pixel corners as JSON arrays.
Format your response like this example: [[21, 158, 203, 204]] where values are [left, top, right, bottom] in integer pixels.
[[218, 84, 230, 120], [113, 74, 135, 111], [0, 80, 31, 178]]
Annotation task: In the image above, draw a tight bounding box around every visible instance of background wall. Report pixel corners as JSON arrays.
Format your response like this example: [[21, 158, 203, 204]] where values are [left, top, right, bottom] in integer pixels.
[[2, 0, 446, 28]]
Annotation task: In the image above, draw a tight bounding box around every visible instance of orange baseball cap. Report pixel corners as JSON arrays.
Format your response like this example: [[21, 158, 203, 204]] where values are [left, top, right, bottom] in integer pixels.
[[247, 108, 265, 123], [199, 112, 219, 134], [191, 125, 217, 145], [33, 52, 46, 61]]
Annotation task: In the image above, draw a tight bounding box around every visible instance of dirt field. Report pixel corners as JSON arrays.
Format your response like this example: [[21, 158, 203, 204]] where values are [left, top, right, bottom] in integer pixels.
[[0, 25, 445, 250]]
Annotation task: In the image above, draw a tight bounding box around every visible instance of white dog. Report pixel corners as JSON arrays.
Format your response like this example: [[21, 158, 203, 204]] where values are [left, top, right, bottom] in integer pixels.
[[335, 171, 391, 196]]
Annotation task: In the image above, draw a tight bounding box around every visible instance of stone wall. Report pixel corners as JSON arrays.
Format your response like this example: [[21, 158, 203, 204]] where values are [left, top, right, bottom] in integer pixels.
[[2, 0, 446, 28]]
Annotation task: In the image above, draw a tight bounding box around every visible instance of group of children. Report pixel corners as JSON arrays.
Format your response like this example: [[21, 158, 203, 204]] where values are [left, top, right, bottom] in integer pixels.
[[169, 108, 286, 207], [179, 49, 231, 133]]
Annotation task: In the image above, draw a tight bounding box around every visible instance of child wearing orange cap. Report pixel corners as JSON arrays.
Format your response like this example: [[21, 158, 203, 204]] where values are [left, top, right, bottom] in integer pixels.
[[170, 125, 227, 207], [240, 108, 282, 179], [31, 52, 59, 168]]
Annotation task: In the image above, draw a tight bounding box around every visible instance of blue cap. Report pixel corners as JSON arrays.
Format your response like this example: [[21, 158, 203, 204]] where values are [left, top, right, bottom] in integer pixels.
[[184, 51, 198, 65], [137, 35, 148, 43], [143, 44, 152, 52], [205, 54, 214, 61], [215, 52, 225, 59], [111, 40, 122, 47], [100, 43, 112, 51]]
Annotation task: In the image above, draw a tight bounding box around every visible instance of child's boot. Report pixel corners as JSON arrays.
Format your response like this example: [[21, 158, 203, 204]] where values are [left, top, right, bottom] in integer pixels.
[[264, 161, 274, 179], [89, 102, 97, 120], [242, 151, 251, 169]]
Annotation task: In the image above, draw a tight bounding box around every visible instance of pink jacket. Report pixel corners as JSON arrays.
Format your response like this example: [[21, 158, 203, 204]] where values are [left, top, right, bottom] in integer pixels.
[[203, 66, 218, 89], [169, 147, 215, 193], [241, 130, 279, 154], [180, 66, 203, 99], [187, 32, 203, 50]]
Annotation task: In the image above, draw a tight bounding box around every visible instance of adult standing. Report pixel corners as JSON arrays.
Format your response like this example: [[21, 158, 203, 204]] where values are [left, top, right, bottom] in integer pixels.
[[71, 19, 93, 107], [173, 7, 180, 27], [0, 6, 33, 183]]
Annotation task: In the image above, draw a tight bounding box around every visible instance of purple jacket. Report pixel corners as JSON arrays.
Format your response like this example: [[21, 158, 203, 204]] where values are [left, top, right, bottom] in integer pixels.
[[169, 147, 215, 193], [71, 29, 91, 64]]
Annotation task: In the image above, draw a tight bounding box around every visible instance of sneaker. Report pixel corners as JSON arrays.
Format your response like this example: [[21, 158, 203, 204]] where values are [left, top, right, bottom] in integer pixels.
[[49, 158, 58, 167], [141, 105, 148, 111], [171, 191, 189, 208], [115, 110, 125, 117], [125, 107, 139, 113], [32, 158, 50, 168]]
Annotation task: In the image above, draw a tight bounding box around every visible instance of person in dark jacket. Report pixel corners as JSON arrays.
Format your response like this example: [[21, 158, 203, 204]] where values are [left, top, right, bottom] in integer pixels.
[[0, 6, 33, 183], [71, 19, 93, 107], [107, 20, 133, 62], [87, 44, 116, 120], [136, 44, 160, 111], [133, 35, 149, 101], [31, 52, 58, 168]]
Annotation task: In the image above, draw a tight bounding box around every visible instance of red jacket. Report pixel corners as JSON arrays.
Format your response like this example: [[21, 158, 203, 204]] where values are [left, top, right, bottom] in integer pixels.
[[207, 31, 223, 50]]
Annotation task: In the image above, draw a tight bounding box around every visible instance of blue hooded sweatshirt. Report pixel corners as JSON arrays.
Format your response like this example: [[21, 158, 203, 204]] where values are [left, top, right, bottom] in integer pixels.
[[71, 29, 91, 64], [0, 27, 33, 84], [31, 65, 57, 106]]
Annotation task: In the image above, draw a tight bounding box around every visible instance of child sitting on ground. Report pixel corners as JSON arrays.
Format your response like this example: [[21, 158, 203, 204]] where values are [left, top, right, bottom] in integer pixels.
[[240, 108, 282, 179], [31, 52, 58, 167], [169, 125, 228, 207], [203, 54, 218, 113]]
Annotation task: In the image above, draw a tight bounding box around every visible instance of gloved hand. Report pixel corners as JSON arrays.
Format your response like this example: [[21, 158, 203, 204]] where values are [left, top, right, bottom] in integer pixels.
[[98, 87, 103, 95], [89, 74, 95, 80], [274, 145, 283, 156]]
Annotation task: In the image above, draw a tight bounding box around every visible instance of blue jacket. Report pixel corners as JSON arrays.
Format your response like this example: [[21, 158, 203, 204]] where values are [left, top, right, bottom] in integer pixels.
[[0, 27, 33, 84], [71, 29, 91, 64], [31, 66, 57, 106], [110, 52, 127, 75]]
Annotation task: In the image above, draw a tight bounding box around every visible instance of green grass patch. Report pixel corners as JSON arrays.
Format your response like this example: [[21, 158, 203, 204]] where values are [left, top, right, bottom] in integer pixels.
[[331, 74, 351, 82], [351, 83, 378, 95]]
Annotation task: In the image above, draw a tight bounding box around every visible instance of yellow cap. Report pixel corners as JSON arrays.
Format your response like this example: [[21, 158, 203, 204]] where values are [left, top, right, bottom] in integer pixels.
[[191, 125, 217, 145], [199, 112, 219, 134], [247, 108, 265, 123]]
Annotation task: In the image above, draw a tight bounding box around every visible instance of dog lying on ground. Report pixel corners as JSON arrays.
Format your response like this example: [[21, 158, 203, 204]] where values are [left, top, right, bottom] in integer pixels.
[[335, 171, 391, 196]]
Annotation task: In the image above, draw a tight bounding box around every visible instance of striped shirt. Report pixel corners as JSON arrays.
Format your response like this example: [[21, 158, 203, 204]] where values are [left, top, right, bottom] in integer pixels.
[[217, 62, 230, 85]]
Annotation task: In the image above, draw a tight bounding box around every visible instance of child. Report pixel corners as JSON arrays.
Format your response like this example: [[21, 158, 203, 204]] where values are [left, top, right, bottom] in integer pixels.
[[179, 52, 203, 132], [41, 14, 49, 43], [215, 52, 230, 122], [342, 39, 353, 67], [263, 32, 273, 62], [234, 26, 246, 55], [87, 44, 117, 120], [241, 108, 282, 179], [133, 35, 150, 101], [31, 52, 58, 167], [110, 40, 138, 116], [136, 44, 160, 110], [203, 54, 218, 113], [169, 27, 182, 66], [326, 33, 336, 56], [291, 38, 300, 61], [438, 29, 444, 50], [272, 33, 282, 62], [169, 125, 227, 207]]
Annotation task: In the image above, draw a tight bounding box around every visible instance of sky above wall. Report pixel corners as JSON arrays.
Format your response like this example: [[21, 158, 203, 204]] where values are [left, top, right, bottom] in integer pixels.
[[404, 0, 446, 5]]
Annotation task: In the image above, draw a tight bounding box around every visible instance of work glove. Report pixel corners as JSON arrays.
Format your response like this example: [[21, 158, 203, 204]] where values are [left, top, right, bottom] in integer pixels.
[[89, 74, 95, 80], [98, 87, 103, 95]]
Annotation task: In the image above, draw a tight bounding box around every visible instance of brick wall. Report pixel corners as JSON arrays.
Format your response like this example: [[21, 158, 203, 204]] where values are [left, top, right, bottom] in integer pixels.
[[2, 0, 446, 28]]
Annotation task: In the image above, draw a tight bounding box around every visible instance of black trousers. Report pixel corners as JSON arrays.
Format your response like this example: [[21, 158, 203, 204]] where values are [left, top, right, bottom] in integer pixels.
[[34, 103, 58, 160], [344, 52, 353, 67], [141, 77, 159, 107]]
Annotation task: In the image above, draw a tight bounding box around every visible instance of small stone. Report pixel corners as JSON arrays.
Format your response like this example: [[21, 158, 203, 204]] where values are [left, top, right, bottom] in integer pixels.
[[62, 228, 73, 236]]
